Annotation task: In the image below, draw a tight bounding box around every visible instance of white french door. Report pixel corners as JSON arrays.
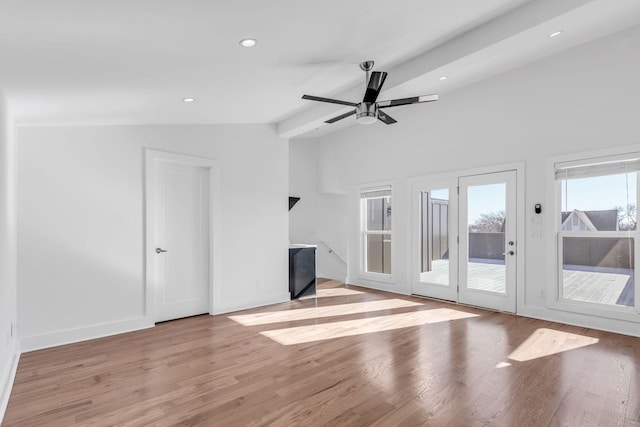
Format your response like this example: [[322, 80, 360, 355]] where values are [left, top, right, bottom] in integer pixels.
[[412, 179, 459, 302], [458, 171, 517, 312], [412, 170, 518, 313]]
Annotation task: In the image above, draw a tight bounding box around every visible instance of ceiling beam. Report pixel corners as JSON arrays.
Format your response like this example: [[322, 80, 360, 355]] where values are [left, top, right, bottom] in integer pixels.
[[276, 0, 598, 139]]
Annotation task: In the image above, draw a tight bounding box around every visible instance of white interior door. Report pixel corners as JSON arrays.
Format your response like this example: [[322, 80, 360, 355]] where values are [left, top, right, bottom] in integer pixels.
[[458, 171, 517, 312], [154, 161, 210, 322]]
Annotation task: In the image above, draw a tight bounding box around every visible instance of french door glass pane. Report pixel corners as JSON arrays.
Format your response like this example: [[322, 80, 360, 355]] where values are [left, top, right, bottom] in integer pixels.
[[420, 189, 449, 285], [562, 235, 635, 307], [467, 183, 506, 293], [366, 233, 391, 274]]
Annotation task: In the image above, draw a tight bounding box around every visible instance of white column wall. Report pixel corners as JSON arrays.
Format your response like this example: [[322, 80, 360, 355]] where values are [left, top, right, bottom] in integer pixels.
[[0, 88, 18, 421]]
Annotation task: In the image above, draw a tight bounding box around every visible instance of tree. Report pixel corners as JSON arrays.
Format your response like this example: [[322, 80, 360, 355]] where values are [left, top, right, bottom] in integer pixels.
[[469, 210, 505, 232], [616, 203, 637, 231]]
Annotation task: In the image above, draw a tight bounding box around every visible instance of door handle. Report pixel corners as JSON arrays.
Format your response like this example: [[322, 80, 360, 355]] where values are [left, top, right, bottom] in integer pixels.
[[155, 248, 168, 254]]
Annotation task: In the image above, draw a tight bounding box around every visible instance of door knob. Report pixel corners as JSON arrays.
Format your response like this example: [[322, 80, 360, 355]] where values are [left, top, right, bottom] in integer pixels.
[[508, 250, 515, 256], [155, 248, 168, 254]]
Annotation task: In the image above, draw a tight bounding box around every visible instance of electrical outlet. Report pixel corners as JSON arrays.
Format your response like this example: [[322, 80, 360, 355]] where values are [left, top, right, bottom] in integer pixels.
[[539, 289, 546, 298], [256, 280, 263, 289]]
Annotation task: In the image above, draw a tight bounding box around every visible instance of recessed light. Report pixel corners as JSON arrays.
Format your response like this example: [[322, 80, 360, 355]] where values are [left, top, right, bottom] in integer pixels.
[[183, 98, 195, 103], [239, 38, 257, 48], [439, 76, 448, 81], [549, 30, 563, 38]]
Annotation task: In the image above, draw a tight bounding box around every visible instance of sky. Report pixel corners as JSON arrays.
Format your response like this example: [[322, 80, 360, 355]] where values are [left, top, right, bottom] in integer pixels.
[[467, 183, 506, 224], [561, 173, 637, 212]]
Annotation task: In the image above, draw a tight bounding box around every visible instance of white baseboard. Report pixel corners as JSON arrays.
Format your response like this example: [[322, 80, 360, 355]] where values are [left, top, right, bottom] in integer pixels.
[[346, 276, 411, 296], [519, 304, 640, 338], [20, 292, 293, 352], [20, 317, 154, 353], [0, 347, 19, 425], [212, 292, 291, 315]]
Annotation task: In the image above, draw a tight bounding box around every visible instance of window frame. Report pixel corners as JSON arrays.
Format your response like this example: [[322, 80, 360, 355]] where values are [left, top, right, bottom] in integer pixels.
[[359, 184, 394, 282], [550, 152, 640, 321]]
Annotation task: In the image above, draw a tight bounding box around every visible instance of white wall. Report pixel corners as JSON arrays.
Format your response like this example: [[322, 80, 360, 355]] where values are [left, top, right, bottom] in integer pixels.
[[18, 124, 289, 351], [289, 138, 347, 281], [0, 88, 18, 420], [296, 24, 640, 335]]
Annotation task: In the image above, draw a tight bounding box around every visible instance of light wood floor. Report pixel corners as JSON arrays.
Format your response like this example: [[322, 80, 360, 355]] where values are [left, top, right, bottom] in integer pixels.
[[4, 280, 640, 426]]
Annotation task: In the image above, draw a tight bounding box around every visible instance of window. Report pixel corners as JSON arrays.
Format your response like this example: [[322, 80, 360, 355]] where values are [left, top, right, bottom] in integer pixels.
[[361, 187, 392, 275], [556, 157, 638, 309]]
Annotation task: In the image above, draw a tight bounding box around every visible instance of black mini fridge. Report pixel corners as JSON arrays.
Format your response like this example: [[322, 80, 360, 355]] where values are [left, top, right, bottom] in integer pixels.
[[289, 246, 316, 299]]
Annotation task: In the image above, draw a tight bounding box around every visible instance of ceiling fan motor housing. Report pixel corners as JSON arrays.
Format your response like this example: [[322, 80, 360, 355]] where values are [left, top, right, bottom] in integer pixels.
[[356, 102, 378, 125]]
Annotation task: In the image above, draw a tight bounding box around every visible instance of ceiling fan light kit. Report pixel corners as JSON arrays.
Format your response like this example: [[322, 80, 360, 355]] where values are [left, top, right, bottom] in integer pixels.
[[356, 102, 378, 125], [302, 60, 438, 126]]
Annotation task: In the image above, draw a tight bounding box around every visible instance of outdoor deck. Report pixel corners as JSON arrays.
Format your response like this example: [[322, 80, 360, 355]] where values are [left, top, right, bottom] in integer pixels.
[[563, 264, 634, 306], [419, 259, 634, 307]]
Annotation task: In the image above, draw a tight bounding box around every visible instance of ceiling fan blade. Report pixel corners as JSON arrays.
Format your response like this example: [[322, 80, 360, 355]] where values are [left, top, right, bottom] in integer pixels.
[[377, 94, 438, 108], [378, 110, 397, 125], [362, 71, 388, 103], [325, 109, 356, 124], [302, 95, 357, 107]]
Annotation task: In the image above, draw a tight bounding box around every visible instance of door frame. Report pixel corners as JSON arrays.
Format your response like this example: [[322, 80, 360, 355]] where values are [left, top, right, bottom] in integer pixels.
[[144, 149, 221, 322], [409, 162, 525, 313]]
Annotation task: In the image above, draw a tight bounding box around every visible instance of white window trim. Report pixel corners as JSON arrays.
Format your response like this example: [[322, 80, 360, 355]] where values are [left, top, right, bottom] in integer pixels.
[[358, 182, 395, 284], [547, 149, 640, 322]]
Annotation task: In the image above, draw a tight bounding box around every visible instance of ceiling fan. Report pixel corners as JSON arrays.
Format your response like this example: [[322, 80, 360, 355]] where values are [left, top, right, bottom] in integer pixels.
[[302, 60, 438, 125]]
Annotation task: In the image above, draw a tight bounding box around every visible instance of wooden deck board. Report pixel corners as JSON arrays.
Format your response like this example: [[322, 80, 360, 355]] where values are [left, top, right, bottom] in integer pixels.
[[563, 267, 631, 306], [420, 260, 633, 306]]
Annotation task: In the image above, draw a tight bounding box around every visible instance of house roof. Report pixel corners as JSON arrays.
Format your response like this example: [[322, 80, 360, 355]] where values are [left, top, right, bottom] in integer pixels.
[[561, 209, 618, 231]]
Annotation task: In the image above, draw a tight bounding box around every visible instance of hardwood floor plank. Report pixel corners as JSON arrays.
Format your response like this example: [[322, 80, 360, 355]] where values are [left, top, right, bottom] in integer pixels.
[[3, 281, 640, 426]]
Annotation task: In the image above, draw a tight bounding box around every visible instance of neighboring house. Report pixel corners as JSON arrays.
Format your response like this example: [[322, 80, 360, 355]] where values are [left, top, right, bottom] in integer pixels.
[[560, 209, 619, 231]]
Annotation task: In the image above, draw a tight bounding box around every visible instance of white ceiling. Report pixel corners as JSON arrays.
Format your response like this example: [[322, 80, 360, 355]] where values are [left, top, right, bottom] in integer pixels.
[[1, 0, 639, 136]]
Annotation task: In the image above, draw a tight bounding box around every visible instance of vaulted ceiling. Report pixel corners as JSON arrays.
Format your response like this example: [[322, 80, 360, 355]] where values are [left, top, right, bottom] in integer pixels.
[[1, 0, 639, 137]]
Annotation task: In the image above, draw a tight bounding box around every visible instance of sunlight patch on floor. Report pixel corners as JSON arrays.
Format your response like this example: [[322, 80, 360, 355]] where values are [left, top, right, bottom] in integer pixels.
[[229, 299, 423, 326], [508, 328, 599, 362], [316, 288, 365, 297], [260, 308, 479, 345]]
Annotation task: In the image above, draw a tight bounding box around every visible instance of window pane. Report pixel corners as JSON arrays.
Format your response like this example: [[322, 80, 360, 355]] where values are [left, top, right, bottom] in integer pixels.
[[420, 189, 449, 286], [562, 236, 634, 307], [560, 173, 637, 232], [366, 233, 391, 274], [467, 183, 506, 294], [366, 197, 391, 231]]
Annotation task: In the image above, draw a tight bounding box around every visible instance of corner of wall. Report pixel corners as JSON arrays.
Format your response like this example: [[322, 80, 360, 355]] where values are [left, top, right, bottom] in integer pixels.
[[0, 340, 19, 424], [0, 86, 19, 425]]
